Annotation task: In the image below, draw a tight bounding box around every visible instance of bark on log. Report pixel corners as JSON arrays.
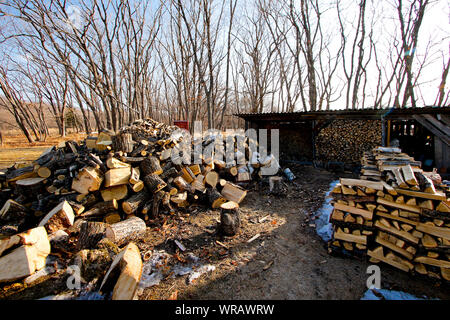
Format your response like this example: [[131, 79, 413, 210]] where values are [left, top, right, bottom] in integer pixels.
[[122, 191, 150, 215], [77, 221, 107, 250], [105, 216, 146, 246], [112, 133, 134, 154], [140, 157, 163, 176], [143, 174, 167, 193], [219, 201, 241, 236]]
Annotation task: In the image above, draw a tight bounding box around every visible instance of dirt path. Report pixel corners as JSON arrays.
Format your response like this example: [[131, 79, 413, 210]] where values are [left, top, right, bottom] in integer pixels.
[[138, 166, 450, 300]]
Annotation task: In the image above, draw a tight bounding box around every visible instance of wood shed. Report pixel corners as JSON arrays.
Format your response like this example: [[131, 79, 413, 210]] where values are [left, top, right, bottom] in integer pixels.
[[235, 106, 450, 176]]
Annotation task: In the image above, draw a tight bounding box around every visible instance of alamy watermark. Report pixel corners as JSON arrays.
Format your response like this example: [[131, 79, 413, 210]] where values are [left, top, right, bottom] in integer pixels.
[[366, 265, 381, 290], [168, 121, 280, 176]]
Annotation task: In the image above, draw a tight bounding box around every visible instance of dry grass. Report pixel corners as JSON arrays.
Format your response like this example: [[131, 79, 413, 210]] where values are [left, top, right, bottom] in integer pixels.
[[0, 129, 89, 169]]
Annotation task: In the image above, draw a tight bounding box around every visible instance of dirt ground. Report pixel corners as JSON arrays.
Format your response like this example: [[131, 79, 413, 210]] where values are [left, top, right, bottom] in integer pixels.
[[0, 139, 448, 300], [135, 165, 450, 300]]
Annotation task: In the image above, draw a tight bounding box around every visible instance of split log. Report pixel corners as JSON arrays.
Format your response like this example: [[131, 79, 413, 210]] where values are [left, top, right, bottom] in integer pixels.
[[129, 167, 140, 184], [106, 157, 130, 169], [72, 166, 103, 194], [78, 221, 107, 250], [143, 174, 167, 193], [105, 216, 146, 246], [207, 188, 227, 209], [0, 227, 50, 283], [99, 242, 142, 300], [105, 167, 132, 187], [401, 165, 419, 186], [219, 201, 241, 236], [38, 201, 74, 233], [221, 181, 247, 204], [122, 191, 150, 215], [101, 185, 129, 201]]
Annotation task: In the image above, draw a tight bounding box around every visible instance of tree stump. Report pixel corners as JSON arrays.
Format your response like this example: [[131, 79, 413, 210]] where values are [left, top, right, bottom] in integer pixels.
[[219, 201, 241, 236]]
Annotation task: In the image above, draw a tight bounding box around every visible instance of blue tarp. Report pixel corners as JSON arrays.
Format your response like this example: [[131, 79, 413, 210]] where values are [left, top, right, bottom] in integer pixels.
[[361, 288, 438, 300], [314, 180, 339, 242]]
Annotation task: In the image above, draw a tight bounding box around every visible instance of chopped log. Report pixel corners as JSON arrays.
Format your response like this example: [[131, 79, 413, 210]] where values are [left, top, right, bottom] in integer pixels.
[[38, 201, 74, 233], [106, 157, 130, 169], [6, 165, 36, 182], [140, 157, 163, 176], [122, 191, 150, 215], [160, 167, 179, 181], [219, 201, 241, 236], [78, 221, 107, 250], [112, 133, 134, 153], [237, 172, 251, 182], [101, 185, 129, 201], [333, 203, 373, 220], [180, 167, 195, 183], [143, 174, 167, 193], [188, 164, 202, 176], [207, 188, 227, 209], [105, 167, 132, 187], [334, 228, 367, 245], [392, 168, 408, 189], [414, 256, 450, 269], [340, 178, 383, 191], [416, 223, 450, 241], [151, 191, 165, 219], [421, 234, 438, 248], [191, 174, 206, 192], [0, 227, 50, 283], [399, 165, 419, 186], [129, 167, 140, 184], [221, 181, 247, 204], [105, 216, 146, 246], [376, 198, 421, 213], [72, 166, 103, 194], [131, 180, 145, 193], [99, 242, 142, 300], [67, 201, 85, 215], [80, 200, 119, 218], [37, 167, 52, 178], [130, 140, 149, 157], [0, 199, 28, 222]]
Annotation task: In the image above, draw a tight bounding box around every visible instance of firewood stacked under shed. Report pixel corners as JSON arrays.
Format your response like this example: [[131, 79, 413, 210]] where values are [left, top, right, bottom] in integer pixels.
[[0, 117, 280, 298], [328, 146, 450, 282]]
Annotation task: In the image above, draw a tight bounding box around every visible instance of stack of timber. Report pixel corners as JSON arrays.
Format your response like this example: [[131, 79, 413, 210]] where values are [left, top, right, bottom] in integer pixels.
[[315, 120, 382, 164], [328, 146, 450, 282], [0, 117, 281, 298]]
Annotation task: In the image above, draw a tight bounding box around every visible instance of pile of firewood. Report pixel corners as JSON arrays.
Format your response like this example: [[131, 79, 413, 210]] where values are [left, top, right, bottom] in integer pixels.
[[0, 117, 281, 298], [328, 146, 450, 282], [315, 120, 382, 164]]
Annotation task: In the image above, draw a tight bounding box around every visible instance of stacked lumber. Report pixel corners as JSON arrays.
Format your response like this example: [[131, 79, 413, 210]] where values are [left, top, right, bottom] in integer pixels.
[[0, 117, 281, 296], [328, 146, 450, 282], [315, 120, 382, 164]]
